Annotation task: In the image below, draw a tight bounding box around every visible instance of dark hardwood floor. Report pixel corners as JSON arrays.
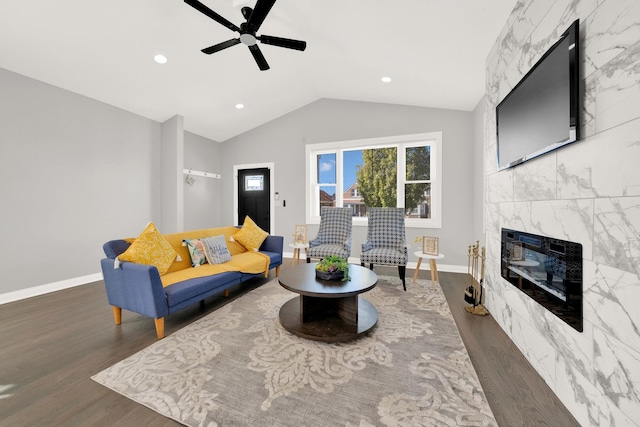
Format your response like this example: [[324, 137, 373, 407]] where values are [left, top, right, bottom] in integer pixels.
[[0, 263, 579, 426]]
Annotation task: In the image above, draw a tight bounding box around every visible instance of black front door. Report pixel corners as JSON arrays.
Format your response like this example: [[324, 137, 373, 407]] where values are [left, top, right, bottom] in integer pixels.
[[237, 168, 270, 232]]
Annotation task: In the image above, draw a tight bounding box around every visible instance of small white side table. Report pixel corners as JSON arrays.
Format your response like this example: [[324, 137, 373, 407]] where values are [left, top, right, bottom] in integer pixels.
[[289, 242, 309, 266], [413, 251, 446, 289]]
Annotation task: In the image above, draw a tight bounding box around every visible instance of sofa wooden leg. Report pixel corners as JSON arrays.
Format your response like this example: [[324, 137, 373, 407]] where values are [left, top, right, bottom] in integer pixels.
[[112, 306, 122, 325], [224, 289, 229, 297], [275, 265, 281, 277], [154, 318, 165, 340]]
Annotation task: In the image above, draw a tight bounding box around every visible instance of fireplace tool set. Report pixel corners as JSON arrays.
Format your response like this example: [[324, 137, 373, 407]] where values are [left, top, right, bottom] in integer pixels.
[[464, 241, 489, 316]]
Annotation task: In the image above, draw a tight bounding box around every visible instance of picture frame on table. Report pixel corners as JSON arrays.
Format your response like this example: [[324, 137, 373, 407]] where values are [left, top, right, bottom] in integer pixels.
[[422, 236, 439, 255], [294, 224, 307, 244]]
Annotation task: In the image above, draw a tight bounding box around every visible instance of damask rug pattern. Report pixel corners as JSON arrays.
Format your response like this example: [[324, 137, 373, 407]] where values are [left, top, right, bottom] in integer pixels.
[[92, 276, 497, 426]]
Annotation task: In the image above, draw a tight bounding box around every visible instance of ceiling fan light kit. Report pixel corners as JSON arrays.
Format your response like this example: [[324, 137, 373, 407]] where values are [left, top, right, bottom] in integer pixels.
[[184, 0, 307, 71]]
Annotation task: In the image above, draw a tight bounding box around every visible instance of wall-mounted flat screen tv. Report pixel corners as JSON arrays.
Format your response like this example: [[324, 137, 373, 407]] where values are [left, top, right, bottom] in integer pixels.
[[496, 20, 580, 171]]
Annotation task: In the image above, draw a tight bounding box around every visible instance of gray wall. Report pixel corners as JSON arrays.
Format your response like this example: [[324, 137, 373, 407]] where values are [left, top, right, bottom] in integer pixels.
[[484, 0, 640, 424], [160, 115, 184, 233], [0, 68, 222, 298], [0, 75, 476, 294], [221, 98, 475, 268], [184, 131, 222, 229], [0, 67, 162, 294]]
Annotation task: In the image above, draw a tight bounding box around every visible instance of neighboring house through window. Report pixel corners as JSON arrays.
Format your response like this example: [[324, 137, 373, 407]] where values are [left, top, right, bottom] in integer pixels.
[[305, 132, 442, 228]]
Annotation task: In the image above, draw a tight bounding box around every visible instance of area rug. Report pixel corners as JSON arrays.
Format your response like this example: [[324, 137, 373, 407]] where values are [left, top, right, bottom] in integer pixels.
[[92, 275, 497, 426]]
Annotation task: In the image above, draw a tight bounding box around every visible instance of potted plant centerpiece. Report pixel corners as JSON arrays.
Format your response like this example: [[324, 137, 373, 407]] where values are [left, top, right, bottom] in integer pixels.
[[315, 255, 350, 281]]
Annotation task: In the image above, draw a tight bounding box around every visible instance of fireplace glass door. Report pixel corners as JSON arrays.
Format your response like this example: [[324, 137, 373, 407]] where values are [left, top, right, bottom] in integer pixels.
[[501, 228, 583, 332]]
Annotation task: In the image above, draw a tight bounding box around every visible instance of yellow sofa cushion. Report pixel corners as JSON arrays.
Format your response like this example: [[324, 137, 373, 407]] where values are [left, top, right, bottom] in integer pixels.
[[118, 222, 179, 275], [232, 216, 269, 251], [160, 251, 270, 287], [163, 227, 247, 274], [120, 225, 273, 285]]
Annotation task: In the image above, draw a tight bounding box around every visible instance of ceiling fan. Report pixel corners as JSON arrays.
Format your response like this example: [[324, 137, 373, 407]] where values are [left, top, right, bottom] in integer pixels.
[[184, 0, 307, 71]]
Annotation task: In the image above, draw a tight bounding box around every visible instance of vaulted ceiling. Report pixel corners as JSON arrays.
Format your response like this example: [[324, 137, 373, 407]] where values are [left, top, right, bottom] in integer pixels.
[[0, 0, 516, 142]]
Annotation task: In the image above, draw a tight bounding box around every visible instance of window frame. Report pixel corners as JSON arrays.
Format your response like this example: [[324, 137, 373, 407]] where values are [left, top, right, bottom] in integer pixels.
[[305, 132, 442, 228]]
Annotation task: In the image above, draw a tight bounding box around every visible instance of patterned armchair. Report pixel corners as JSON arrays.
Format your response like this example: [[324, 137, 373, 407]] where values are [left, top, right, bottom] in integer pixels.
[[360, 208, 408, 291], [306, 207, 352, 262]]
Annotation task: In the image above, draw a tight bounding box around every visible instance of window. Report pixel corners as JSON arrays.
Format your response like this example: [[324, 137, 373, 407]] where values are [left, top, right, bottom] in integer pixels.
[[315, 153, 336, 209], [244, 175, 264, 191], [306, 132, 442, 228]]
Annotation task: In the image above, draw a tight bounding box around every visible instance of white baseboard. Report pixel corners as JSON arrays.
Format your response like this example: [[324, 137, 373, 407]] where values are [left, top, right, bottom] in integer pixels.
[[0, 273, 103, 305], [284, 252, 467, 274]]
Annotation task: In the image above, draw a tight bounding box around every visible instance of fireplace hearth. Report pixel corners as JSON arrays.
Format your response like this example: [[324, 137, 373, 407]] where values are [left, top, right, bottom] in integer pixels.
[[501, 228, 583, 332]]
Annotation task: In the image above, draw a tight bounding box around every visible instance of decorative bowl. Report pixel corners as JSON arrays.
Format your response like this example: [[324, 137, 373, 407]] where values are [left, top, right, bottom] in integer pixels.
[[315, 270, 344, 281]]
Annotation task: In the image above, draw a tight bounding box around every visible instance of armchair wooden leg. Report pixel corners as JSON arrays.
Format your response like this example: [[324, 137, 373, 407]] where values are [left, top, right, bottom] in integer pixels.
[[154, 317, 165, 340], [112, 306, 122, 325], [275, 265, 281, 277]]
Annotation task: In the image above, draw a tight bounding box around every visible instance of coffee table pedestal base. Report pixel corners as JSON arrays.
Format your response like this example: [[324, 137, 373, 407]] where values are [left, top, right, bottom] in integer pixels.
[[279, 296, 378, 343]]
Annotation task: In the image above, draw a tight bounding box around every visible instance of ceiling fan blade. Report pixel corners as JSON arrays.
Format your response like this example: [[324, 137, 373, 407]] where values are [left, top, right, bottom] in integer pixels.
[[246, 0, 276, 32], [248, 45, 270, 71], [201, 38, 241, 54], [259, 34, 307, 51], [184, 0, 240, 32]]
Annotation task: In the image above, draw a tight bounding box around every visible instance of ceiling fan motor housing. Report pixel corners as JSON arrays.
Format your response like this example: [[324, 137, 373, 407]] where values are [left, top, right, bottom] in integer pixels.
[[239, 22, 257, 46]]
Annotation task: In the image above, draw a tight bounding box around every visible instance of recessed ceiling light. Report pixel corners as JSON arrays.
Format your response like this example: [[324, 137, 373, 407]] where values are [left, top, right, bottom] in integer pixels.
[[154, 54, 168, 64], [381, 76, 392, 83], [235, 103, 245, 109]]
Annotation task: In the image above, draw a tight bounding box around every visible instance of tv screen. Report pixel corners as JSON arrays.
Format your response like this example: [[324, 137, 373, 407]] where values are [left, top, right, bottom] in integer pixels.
[[496, 20, 580, 170]]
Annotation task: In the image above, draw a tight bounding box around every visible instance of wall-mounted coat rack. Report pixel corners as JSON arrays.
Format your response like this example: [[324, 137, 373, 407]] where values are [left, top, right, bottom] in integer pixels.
[[183, 169, 221, 185], [183, 169, 221, 179]]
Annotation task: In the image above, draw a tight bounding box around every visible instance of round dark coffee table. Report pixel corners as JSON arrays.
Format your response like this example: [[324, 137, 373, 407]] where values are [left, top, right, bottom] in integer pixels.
[[278, 263, 378, 343]]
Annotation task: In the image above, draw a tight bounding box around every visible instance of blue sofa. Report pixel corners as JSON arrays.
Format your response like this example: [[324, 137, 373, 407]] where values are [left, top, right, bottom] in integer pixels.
[[100, 226, 283, 339]]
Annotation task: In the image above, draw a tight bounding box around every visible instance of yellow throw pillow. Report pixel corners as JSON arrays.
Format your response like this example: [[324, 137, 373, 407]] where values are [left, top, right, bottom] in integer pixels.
[[118, 222, 179, 275], [231, 216, 268, 251]]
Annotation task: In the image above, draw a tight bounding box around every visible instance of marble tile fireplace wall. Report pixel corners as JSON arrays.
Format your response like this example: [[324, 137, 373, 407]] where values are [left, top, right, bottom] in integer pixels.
[[483, 0, 640, 425]]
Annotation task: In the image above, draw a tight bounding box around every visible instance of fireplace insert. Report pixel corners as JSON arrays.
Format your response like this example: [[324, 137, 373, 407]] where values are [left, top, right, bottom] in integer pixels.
[[501, 228, 583, 332]]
